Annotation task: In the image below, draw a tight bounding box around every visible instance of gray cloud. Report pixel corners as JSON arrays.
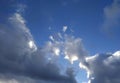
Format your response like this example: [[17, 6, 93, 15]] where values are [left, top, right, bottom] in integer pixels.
[[80, 51, 120, 83], [0, 13, 77, 83]]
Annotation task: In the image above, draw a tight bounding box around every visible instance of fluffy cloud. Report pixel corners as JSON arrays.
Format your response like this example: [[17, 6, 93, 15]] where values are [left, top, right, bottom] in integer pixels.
[[63, 35, 87, 63], [45, 33, 87, 64], [80, 51, 120, 83], [0, 13, 77, 83]]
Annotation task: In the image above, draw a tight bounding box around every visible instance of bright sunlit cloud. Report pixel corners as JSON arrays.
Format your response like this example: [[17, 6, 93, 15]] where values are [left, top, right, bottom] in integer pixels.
[[64, 55, 78, 64], [53, 47, 60, 56], [63, 26, 68, 32], [71, 55, 79, 64], [29, 41, 34, 48], [28, 40, 37, 51]]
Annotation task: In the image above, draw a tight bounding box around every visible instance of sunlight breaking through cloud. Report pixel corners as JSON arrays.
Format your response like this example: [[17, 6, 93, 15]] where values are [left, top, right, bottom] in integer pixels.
[[1, 1, 120, 83], [46, 27, 87, 64], [28, 40, 37, 51], [53, 47, 60, 56], [0, 12, 77, 83]]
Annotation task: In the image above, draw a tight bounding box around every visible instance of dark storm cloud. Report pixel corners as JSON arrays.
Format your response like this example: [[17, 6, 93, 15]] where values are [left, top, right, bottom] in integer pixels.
[[0, 13, 76, 83]]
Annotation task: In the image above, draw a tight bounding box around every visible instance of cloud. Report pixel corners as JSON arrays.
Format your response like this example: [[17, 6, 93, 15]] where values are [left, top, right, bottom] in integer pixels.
[[1, 12, 120, 83], [79, 51, 120, 83], [16, 4, 27, 13], [102, 0, 120, 31], [63, 35, 87, 63], [0, 13, 77, 83], [63, 26, 68, 32], [2, 2, 120, 83], [49, 35, 54, 41], [45, 33, 87, 64]]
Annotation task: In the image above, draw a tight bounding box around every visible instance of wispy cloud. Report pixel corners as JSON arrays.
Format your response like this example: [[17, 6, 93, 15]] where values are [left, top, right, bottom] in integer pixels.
[[16, 4, 27, 13], [102, 0, 120, 31], [45, 32, 87, 64]]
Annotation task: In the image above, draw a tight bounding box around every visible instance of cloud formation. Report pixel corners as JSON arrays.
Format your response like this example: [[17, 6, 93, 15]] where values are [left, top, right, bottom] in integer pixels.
[[0, 13, 77, 83], [103, 0, 120, 31], [1, 1, 120, 83], [79, 51, 120, 83], [46, 32, 87, 64], [1, 12, 120, 83]]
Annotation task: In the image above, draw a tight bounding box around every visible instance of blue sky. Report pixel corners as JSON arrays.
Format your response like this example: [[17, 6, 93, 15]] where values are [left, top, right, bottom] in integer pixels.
[[0, 0, 120, 54], [25, 0, 119, 54], [0, 0, 120, 83]]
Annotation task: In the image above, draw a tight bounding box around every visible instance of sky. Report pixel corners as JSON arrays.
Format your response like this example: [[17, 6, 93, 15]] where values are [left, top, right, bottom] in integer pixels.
[[0, 0, 120, 83]]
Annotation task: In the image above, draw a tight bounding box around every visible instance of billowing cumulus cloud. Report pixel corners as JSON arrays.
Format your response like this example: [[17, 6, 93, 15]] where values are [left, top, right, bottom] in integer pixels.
[[80, 51, 120, 83], [0, 13, 77, 83]]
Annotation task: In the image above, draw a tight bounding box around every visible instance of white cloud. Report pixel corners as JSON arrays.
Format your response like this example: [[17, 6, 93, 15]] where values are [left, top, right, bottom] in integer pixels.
[[113, 50, 120, 56], [63, 36, 87, 63], [53, 47, 60, 56], [49, 35, 54, 41], [63, 26, 68, 32], [28, 40, 37, 51], [9, 13, 29, 33], [65, 54, 78, 64], [14, 13, 25, 24], [45, 33, 87, 64], [9, 13, 37, 52]]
